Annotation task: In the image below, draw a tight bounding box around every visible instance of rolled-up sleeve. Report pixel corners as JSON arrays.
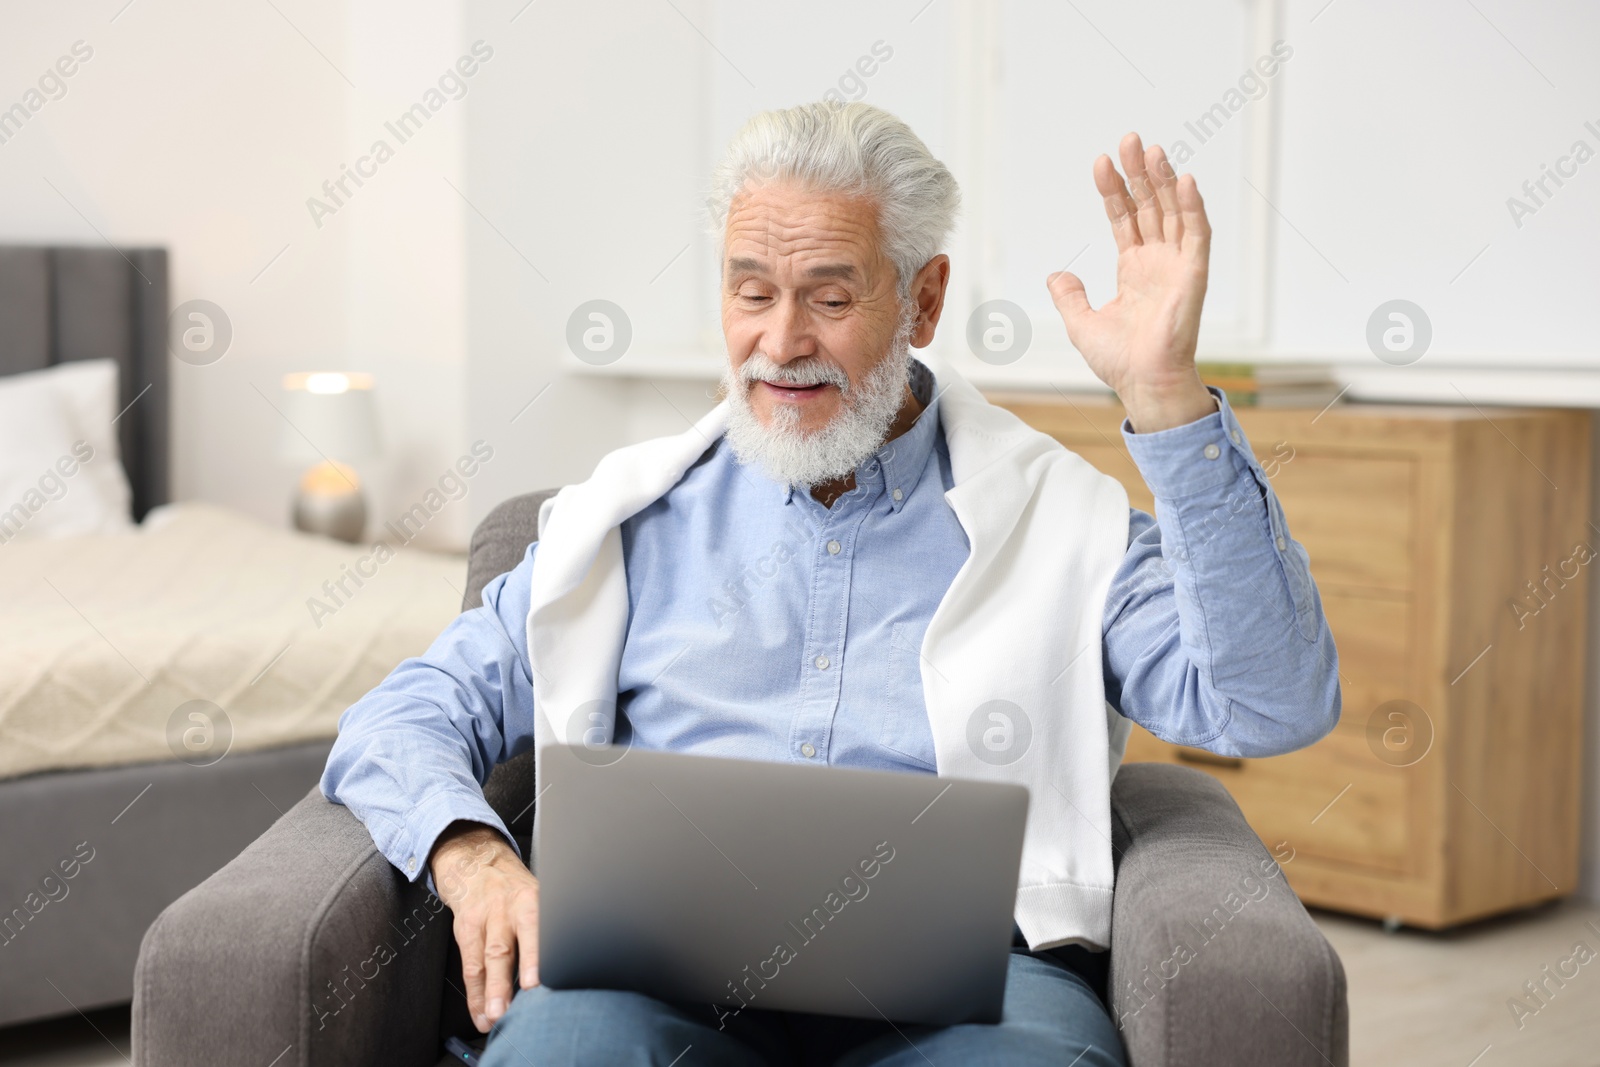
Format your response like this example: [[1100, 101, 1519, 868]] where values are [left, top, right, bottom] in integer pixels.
[[320, 543, 541, 892], [1102, 387, 1341, 757]]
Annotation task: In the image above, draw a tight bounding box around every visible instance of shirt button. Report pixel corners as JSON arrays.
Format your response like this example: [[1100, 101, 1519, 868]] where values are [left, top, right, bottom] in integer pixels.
[[1203, 443, 1221, 460], [891, 488, 903, 502], [1230, 429, 1242, 444], [1276, 536, 1287, 551], [815, 655, 830, 670], [406, 857, 417, 874], [800, 743, 817, 758], [827, 539, 841, 555]]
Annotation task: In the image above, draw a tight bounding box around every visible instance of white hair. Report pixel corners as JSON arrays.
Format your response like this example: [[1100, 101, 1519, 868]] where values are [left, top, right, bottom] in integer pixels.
[[706, 100, 961, 301]]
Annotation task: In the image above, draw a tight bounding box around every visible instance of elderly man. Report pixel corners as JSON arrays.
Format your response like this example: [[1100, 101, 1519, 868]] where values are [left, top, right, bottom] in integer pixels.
[[323, 101, 1339, 1066]]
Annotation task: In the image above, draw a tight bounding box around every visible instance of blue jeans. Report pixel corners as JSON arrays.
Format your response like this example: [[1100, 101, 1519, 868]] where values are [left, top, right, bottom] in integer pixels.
[[479, 936, 1128, 1066]]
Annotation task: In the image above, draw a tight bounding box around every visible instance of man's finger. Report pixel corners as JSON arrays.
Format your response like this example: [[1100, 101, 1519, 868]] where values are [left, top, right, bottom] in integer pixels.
[[1177, 174, 1211, 258], [1119, 132, 1163, 245], [1117, 132, 1148, 203], [457, 913, 490, 1032], [515, 888, 541, 989], [482, 911, 518, 1027], [1046, 270, 1095, 345], [1147, 145, 1182, 245], [1092, 155, 1140, 251]]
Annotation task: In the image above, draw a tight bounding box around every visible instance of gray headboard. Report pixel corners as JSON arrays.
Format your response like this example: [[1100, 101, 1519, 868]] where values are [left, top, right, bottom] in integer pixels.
[[0, 245, 169, 520]]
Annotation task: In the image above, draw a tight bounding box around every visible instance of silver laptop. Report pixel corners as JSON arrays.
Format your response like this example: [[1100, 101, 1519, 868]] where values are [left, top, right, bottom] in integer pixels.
[[536, 742, 1030, 1026]]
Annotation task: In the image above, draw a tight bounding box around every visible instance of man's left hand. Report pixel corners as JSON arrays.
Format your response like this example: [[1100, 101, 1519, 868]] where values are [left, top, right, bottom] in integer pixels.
[[1046, 132, 1218, 433]]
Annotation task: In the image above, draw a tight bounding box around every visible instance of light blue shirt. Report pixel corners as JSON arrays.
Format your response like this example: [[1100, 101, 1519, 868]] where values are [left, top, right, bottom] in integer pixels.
[[321, 361, 1341, 886]]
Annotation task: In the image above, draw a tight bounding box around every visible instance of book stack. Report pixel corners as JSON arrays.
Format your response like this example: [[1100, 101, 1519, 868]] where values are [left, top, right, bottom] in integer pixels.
[[1196, 362, 1344, 408]]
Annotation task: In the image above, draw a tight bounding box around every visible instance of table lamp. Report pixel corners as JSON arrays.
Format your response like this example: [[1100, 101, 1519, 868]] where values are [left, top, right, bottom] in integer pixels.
[[279, 371, 380, 542]]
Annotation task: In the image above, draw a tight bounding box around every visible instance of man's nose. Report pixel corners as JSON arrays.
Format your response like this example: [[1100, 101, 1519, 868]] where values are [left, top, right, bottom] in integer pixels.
[[763, 294, 816, 364]]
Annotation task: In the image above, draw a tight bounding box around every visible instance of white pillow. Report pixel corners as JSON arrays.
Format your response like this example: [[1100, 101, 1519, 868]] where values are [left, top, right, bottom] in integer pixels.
[[39, 360, 127, 468], [0, 360, 135, 542]]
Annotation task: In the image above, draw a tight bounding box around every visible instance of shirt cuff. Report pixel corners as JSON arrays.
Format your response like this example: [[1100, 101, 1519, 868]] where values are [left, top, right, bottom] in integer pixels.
[[389, 789, 522, 898], [1121, 386, 1253, 499]]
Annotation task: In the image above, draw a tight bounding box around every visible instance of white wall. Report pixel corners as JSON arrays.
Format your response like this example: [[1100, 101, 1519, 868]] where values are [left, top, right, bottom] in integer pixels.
[[1269, 1, 1598, 365], [0, 0, 472, 548], [459, 0, 720, 517], [460, 0, 1600, 477]]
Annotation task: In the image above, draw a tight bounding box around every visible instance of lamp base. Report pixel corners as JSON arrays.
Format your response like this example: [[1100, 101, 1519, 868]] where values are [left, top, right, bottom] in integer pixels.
[[292, 462, 367, 543]]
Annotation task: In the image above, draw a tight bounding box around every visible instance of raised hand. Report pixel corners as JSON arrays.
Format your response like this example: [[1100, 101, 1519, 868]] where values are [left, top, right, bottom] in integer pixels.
[[1046, 132, 1218, 433]]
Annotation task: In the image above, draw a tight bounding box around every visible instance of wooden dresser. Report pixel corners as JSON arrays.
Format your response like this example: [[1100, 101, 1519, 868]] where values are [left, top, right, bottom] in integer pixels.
[[990, 392, 1592, 928]]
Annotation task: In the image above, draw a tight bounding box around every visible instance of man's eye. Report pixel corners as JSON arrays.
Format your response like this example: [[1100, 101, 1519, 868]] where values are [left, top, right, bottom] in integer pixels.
[[821, 299, 847, 309]]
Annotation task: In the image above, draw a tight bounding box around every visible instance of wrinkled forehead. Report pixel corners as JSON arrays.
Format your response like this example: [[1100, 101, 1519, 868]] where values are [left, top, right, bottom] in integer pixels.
[[722, 181, 885, 283]]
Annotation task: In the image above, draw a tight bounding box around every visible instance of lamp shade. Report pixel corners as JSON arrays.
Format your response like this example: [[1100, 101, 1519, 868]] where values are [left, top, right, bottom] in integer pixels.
[[278, 372, 381, 465]]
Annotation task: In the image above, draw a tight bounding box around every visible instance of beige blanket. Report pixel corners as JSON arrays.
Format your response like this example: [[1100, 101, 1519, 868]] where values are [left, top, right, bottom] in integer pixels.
[[0, 503, 466, 781]]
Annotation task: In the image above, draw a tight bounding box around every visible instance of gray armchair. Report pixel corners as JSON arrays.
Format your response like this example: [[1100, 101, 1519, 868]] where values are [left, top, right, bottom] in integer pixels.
[[132, 490, 1347, 1067]]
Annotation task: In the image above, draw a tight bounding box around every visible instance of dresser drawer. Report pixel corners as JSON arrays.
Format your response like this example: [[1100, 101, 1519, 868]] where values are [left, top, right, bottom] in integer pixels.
[[1124, 729, 1413, 874], [1319, 591, 1415, 734], [1268, 451, 1415, 593], [1058, 437, 1415, 593]]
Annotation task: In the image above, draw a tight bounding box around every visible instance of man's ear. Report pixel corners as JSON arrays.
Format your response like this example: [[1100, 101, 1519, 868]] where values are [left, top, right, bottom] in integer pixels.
[[909, 254, 951, 348]]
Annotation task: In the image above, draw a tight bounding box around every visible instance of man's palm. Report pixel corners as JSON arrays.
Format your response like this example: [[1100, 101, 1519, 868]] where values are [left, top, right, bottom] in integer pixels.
[[1047, 133, 1211, 402]]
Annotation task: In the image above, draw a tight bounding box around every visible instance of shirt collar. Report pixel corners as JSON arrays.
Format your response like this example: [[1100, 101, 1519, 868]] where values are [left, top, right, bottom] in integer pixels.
[[779, 358, 940, 513]]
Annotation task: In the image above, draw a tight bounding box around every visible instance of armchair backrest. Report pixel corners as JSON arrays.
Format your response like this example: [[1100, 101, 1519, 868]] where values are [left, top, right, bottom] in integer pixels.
[[464, 489, 556, 839], [462, 489, 557, 611]]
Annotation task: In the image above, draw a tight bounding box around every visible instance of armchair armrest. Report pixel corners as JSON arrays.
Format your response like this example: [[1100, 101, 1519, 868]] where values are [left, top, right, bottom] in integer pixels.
[[1108, 763, 1348, 1067], [133, 787, 451, 1067]]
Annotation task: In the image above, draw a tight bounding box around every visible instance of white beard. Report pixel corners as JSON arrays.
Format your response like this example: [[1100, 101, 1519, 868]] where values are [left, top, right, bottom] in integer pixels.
[[722, 307, 918, 489]]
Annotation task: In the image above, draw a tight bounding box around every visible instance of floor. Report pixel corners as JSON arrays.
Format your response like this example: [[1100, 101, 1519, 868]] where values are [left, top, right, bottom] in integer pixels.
[[2, 901, 1598, 1065], [1315, 898, 1600, 1067]]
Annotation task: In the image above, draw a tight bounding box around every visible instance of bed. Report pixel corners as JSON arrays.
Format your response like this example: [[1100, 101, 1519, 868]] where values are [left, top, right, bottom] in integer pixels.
[[0, 246, 465, 1029]]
